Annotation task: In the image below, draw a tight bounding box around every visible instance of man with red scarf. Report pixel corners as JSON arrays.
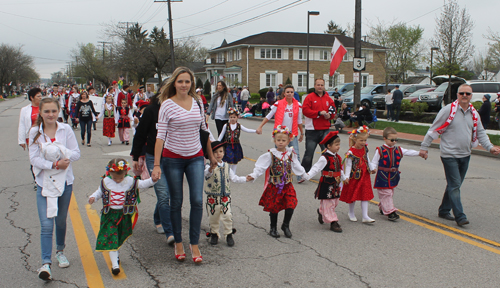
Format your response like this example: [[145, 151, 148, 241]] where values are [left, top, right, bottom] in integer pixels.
[[256, 84, 304, 181], [420, 84, 500, 227]]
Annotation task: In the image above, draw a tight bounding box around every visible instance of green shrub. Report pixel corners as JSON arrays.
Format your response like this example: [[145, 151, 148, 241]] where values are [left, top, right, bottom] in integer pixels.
[[285, 77, 292, 85], [203, 79, 211, 96], [472, 101, 482, 111], [410, 102, 429, 117], [250, 93, 260, 100], [258, 88, 268, 98]]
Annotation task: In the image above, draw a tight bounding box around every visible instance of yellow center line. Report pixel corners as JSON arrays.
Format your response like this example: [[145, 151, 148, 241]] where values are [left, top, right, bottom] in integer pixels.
[[86, 204, 127, 280], [243, 156, 500, 254], [69, 194, 105, 288]]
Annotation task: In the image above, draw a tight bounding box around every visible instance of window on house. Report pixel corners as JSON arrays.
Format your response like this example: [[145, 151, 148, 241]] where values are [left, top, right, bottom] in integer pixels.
[[217, 52, 224, 63], [298, 74, 307, 87], [362, 75, 368, 87], [329, 74, 338, 87], [227, 50, 233, 62], [266, 73, 277, 87], [298, 49, 304, 60], [321, 50, 329, 60], [236, 49, 241, 60], [261, 48, 282, 59], [343, 50, 349, 61]]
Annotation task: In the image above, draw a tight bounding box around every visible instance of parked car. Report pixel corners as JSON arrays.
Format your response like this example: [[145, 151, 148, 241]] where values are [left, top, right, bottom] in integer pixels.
[[407, 87, 435, 103], [418, 75, 500, 110], [372, 84, 433, 109], [326, 83, 355, 96], [343, 84, 398, 108]]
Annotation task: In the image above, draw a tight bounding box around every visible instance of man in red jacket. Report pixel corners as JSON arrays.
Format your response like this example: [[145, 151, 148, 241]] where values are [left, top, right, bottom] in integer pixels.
[[301, 78, 336, 177]]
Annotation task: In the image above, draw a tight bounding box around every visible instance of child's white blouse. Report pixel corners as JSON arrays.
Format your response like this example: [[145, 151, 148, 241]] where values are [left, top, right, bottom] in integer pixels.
[[343, 146, 377, 176], [248, 147, 306, 181], [90, 176, 155, 209], [217, 123, 257, 141]]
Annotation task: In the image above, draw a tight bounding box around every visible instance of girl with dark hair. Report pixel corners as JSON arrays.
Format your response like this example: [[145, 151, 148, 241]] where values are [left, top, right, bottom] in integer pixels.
[[76, 90, 98, 147], [207, 80, 234, 135]]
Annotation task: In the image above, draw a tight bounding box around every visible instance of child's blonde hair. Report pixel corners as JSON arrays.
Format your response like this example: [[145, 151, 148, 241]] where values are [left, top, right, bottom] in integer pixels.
[[383, 127, 397, 138], [349, 132, 369, 147], [106, 158, 130, 176]]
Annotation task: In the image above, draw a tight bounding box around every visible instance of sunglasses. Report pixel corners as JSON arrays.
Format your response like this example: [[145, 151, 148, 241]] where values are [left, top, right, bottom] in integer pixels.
[[387, 138, 398, 142], [458, 92, 472, 96]]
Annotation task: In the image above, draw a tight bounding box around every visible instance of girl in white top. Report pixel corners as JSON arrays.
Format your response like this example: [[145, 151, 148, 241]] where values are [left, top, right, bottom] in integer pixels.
[[29, 98, 80, 281], [217, 107, 257, 173]]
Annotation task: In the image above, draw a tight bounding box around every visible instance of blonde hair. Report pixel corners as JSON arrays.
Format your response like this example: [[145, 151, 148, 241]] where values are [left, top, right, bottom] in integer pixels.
[[31, 98, 61, 145], [158, 67, 198, 103], [383, 127, 397, 138], [107, 158, 129, 176], [348, 132, 369, 147]]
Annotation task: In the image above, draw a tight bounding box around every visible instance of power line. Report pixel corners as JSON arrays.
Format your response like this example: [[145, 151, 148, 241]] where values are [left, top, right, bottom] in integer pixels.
[[135, 1, 156, 22], [407, 5, 444, 24], [129, 0, 151, 21], [142, 3, 167, 25], [0, 10, 101, 26], [0, 21, 72, 49], [33, 56, 69, 62]]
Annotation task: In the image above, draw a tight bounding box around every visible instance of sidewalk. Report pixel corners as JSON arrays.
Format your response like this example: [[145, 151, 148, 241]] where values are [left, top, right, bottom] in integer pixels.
[[243, 116, 498, 158]]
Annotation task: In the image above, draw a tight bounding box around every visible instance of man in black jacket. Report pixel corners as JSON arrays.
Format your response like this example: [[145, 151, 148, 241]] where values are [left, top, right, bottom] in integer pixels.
[[478, 94, 492, 129], [391, 85, 403, 122]]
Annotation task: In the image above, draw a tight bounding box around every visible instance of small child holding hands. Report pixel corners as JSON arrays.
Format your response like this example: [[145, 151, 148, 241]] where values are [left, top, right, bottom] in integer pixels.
[[89, 158, 157, 275], [247, 125, 308, 238], [370, 127, 423, 221], [306, 131, 346, 232], [204, 141, 248, 247], [339, 126, 377, 223]]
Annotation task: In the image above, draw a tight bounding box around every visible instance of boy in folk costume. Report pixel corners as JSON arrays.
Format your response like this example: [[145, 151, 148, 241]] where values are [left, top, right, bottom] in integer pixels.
[[204, 141, 248, 247], [370, 127, 421, 221], [116, 99, 133, 145], [306, 131, 346, 232]]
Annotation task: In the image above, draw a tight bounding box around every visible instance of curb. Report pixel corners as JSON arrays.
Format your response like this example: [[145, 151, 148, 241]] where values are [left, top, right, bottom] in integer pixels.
[[241, 116, 497, 158]]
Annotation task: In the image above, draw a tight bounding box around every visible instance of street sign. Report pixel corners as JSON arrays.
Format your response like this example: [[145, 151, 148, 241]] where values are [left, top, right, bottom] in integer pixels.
[[353, 57, 366, 71], [353, 72, 360, 83]]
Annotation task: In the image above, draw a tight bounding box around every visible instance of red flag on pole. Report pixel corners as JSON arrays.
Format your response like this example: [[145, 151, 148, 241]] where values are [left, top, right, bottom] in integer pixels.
[[329, 37, 347, 77]]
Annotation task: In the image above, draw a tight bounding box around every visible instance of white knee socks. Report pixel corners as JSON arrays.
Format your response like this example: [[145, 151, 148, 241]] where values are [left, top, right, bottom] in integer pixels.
[[229, 164, 237, 174], [348, 203, 356, 219], [361, 201, 374, 221], [109, 251, 119, 268]]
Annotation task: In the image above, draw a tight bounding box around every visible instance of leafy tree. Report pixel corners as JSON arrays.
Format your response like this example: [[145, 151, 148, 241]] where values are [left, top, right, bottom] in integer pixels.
[[324, 21, 346, 35], [0, 44, 38, 93], [71, 43, 113, 87], [431, 0, 474, 104], [196, 78, 203, 89], [203, 79, 211, 96], [285, 77, 292, 85]]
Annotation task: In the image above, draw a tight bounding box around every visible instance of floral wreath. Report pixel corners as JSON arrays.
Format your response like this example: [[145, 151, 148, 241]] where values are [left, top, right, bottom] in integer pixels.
[[349, 125, 370, 136], [272, 125, 292, 137], [105, 160, 131, 175], [227, 107, 240, 115]]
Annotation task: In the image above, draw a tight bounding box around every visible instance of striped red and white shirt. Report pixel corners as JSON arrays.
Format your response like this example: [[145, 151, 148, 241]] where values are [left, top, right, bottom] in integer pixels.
[[156, 98, 207, 157]]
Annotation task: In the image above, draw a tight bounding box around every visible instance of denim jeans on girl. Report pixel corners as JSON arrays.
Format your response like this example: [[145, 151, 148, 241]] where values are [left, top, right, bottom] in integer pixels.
[[37, 183, 72, 264], [163, 156, 204, 245], [145, 153, 173, 238], [79, 118, 93, 144]]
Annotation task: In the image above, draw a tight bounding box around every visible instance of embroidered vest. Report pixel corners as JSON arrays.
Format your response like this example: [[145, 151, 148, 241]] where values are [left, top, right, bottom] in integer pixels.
[[374, 146, 403, 189], [274, 99, 300, 136], [269, 152, 292, 185], [345, 146, 370, 180], [204, 163, 231, 196], [224, 123, 241, 144], [100, 177, 139, 215], [315, 152, 342, 199], [104, 105, 114, 118]]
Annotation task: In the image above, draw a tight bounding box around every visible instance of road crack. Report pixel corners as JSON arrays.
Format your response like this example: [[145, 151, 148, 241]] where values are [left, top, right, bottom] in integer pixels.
[[129, 242, 161, 288]]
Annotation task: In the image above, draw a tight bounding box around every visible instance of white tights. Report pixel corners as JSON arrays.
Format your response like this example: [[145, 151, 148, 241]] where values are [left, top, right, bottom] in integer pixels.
[[109, 251, 119, 268], [348, 201, 373, 221]]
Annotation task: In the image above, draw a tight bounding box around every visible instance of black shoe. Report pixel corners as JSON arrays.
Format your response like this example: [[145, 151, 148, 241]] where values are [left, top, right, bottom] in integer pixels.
[[438, 213, 455, 221], [281, 224, 292, 238], [210, 234, 218, 245], [126, 141, 129, 145], [379, 209, 384, 215], [457, 219, 470, 227], [330, 221, 342, 233], [122, 141, 125, 144], [226, 234, 235, 247], [388, 212, 399, 221], [269, 227, 280, 238], [317, 209, 324, 224], [112, 267, 120, 275]]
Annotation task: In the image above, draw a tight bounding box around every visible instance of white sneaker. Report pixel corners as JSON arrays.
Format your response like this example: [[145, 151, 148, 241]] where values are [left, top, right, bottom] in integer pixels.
[[348, 214, 358, 222], [56, 251, 70, 268], [37, 264, 52, 280], [362, 217, 375, 223]]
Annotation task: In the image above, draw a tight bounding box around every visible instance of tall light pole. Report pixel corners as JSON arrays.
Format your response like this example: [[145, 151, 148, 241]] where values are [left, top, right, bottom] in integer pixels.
[[306, 11, 320, 92], [353, 0, 361, 108], [430, 47, 439, 85], [155, 0, 177, 72]]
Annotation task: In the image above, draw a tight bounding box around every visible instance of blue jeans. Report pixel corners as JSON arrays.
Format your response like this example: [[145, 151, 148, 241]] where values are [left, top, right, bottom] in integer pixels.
[[79, 118, 92, 144], [302, 129, 329, 172], [163, 156, 204, 245], [37, 183, 73, 264], [386, 104, 394, 120], [145, 153, 173, 238], [288, 137, 302, 181], [241, 100, 248, 112], [439, 156, 470, 223]]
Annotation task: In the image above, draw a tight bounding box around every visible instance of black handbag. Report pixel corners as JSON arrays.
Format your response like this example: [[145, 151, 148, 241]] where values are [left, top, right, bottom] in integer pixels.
[[196, 100, 210, 158]]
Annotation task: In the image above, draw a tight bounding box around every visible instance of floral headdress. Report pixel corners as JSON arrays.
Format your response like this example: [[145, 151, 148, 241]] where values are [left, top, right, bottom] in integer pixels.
[[349, 125, 370, 136], [105, 160, 130, 175], [227, 107, 240, 115], [272, 125, 292, 137]]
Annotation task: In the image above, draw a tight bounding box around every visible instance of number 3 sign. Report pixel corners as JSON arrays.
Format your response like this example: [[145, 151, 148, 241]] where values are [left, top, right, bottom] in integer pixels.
[[353, 57, 366, 71]]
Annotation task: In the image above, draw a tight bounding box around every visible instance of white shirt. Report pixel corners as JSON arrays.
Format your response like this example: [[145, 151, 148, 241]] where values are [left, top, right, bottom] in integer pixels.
[[369, 144, 419, 169], [249, 147, 306, 181], [306, 150, 347, 181], [133, 92, 149, 110], [266, 102, 303, 130], [98, 103, 114, 121], [18, 104, 33, 144], [90, 176, 155, 210], [217, 123, 256, 141], [385, 93, 393, 105], [215, 98, 228, 120], [204, 162, 246, 183], [29, 122, 81, 187]]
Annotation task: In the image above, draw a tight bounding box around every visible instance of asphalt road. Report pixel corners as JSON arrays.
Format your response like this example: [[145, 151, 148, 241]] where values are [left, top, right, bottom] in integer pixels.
[[2, 96, 500, 288]]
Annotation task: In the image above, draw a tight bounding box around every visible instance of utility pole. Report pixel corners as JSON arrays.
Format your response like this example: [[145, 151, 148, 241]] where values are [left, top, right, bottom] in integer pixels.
[[353, 0, 362, 108], [155, 0, 177, 72], [118, 21, 136, 31], [97, 41, 112, 65]]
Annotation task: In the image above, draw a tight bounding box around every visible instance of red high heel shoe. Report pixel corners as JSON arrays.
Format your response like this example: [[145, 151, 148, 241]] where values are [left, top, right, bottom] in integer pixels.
[[174, 244, 185, 262], [189, 245, 203, 264]]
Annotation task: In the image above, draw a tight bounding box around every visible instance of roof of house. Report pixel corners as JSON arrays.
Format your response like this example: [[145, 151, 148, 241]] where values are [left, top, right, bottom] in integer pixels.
[[212, 31, 387, 51], [186, 62, 205, 73], [405, 76, 429, 84]]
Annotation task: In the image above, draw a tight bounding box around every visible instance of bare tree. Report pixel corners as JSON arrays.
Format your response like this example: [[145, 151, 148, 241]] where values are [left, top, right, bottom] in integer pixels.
[[485, 28, 500, 68], [470, 50, 497, 80], [0, 44, 38, 93], [431, 0, 474, 104], [71, 43, 114, 87]]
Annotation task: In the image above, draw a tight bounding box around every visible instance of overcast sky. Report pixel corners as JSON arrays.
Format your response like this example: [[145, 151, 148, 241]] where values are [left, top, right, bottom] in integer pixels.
[[0, 0, 496, 78]]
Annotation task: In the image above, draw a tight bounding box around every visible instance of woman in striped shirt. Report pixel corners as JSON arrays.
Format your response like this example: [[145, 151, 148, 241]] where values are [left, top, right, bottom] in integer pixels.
[[152, 67, 217, 264]]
